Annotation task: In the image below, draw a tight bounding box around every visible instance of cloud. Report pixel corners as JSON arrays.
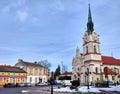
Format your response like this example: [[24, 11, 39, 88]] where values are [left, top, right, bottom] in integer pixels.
[[17, 10, 28, 22]]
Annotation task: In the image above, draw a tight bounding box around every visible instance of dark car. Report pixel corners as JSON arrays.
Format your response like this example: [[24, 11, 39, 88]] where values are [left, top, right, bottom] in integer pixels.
[[16, 83, 26, 87], [4, 83, 16, 88]]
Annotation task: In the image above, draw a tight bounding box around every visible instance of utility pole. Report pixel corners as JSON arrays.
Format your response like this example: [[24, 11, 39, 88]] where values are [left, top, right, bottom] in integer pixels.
[[51, 72, 53, 94], [87, 68, 89, 89], [61, 61, 63, 74]]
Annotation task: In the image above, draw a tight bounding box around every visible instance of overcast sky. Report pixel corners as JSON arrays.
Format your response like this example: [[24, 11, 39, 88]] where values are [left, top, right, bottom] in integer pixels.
[[0, 0, 120, 71]]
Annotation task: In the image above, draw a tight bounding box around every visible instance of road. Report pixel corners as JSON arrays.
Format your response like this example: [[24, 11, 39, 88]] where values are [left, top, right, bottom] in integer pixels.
[[0, 86, 120, 94], [0, 86, 74, 94]]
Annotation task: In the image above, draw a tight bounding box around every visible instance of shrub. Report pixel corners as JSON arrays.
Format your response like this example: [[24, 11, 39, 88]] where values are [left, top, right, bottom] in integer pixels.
[[71, 80, 80, 86]]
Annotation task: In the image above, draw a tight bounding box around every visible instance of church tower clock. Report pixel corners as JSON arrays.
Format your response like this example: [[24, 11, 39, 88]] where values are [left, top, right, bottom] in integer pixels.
[[83, 4, 102, 82]]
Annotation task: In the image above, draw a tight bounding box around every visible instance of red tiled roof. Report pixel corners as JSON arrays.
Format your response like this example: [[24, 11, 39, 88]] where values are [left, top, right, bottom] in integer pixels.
[[102, 56, 120, 65], [0, 65, 27, 73], [62, 71, 72, 75], [104, 67, 116, 75]]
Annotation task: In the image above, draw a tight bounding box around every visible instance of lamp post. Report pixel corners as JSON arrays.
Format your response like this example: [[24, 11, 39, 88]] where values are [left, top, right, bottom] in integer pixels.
[[87, 68, 89, 89], [51, 72, 53, 94]]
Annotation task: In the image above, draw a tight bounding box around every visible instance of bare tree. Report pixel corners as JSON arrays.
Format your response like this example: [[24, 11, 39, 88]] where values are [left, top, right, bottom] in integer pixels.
[[38, 59, 51, 72]]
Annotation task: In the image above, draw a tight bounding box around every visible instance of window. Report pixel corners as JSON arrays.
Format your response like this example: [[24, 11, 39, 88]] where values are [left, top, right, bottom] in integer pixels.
[[35, 77, 37, 83], [86, 46, 88, 53], [18, 78, 20, 83], [112, 76, 114, 80], [13, 78, 15, 84], [94, 45, 97, 52], [95, 67, 98, 73], [6, 78, 9, 83], [29, 68, 33, 75], [35, 69, 38, 75], [44, 69, 46, 74], [97, 78, 99, 81], [30, 77, 32, 82], [39, 69, 42, 75], [0, 77, 2, 81]]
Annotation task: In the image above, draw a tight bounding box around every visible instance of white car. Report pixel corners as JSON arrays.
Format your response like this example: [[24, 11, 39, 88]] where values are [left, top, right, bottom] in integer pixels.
[[36, 82, 49, 86]]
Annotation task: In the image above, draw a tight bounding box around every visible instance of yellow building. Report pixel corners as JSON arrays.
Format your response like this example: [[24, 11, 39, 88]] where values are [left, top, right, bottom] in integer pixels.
[[15, 59, 48, 85], [0, 65, 27, 86]]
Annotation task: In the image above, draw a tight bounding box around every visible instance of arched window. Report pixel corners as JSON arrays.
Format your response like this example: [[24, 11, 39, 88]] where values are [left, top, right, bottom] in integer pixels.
[[94, 45, 96, 52], [86, 46, 88, 53], [95, 67, 98, 73]]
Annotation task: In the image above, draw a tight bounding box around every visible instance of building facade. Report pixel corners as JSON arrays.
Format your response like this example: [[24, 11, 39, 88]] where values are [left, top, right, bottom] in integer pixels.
[[72, 5, 120, 84], [0, 65, 27, 86], [15, 59, 48, 85]]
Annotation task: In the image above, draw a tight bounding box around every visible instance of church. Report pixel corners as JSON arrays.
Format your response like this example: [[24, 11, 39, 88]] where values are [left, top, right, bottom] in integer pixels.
[[72, 5, 120, 85]]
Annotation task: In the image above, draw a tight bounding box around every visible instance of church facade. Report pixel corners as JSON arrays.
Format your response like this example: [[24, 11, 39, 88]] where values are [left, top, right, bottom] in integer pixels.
[[72, 5, 120, 84]]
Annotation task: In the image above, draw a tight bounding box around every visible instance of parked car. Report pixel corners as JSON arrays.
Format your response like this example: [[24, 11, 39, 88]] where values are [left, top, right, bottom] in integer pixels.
[[4, 83, 16, 88], [36, 82, 49, 86], [16, 83, 25, 87], [104, 81, 114, 86], [25, 83, 32, 87], [51, 80, 57, 85]]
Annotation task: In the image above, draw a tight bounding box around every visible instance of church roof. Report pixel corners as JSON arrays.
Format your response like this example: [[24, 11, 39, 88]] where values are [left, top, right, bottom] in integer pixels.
[[102, 56, 120, 65], [104, 67, 117, 75]]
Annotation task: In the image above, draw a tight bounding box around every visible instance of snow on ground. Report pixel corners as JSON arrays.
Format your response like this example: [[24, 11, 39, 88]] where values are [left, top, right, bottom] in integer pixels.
[[77, 86, 101, 93], [54, 85, 120, 93], [21, 90, 29, 93], [54, 86, 76, 92], [21, 85, 120, 93]]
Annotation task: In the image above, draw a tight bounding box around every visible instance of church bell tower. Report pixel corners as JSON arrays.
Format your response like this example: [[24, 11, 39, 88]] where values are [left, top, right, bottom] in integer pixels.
[[83, 4, 102, 76]]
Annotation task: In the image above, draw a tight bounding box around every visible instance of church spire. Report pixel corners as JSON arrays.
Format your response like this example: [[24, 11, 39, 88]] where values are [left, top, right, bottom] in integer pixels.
[[87, 4, 94, 35]]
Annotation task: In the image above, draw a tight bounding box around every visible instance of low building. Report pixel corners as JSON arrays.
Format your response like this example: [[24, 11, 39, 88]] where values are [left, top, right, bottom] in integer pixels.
[[59, 72, 72, 80], [15, 59, 48, 85], [0, 65, 27, 86]]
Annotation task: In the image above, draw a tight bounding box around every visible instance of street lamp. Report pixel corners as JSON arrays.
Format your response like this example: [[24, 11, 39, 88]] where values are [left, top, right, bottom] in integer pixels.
[[51, 72, 54, 94]]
